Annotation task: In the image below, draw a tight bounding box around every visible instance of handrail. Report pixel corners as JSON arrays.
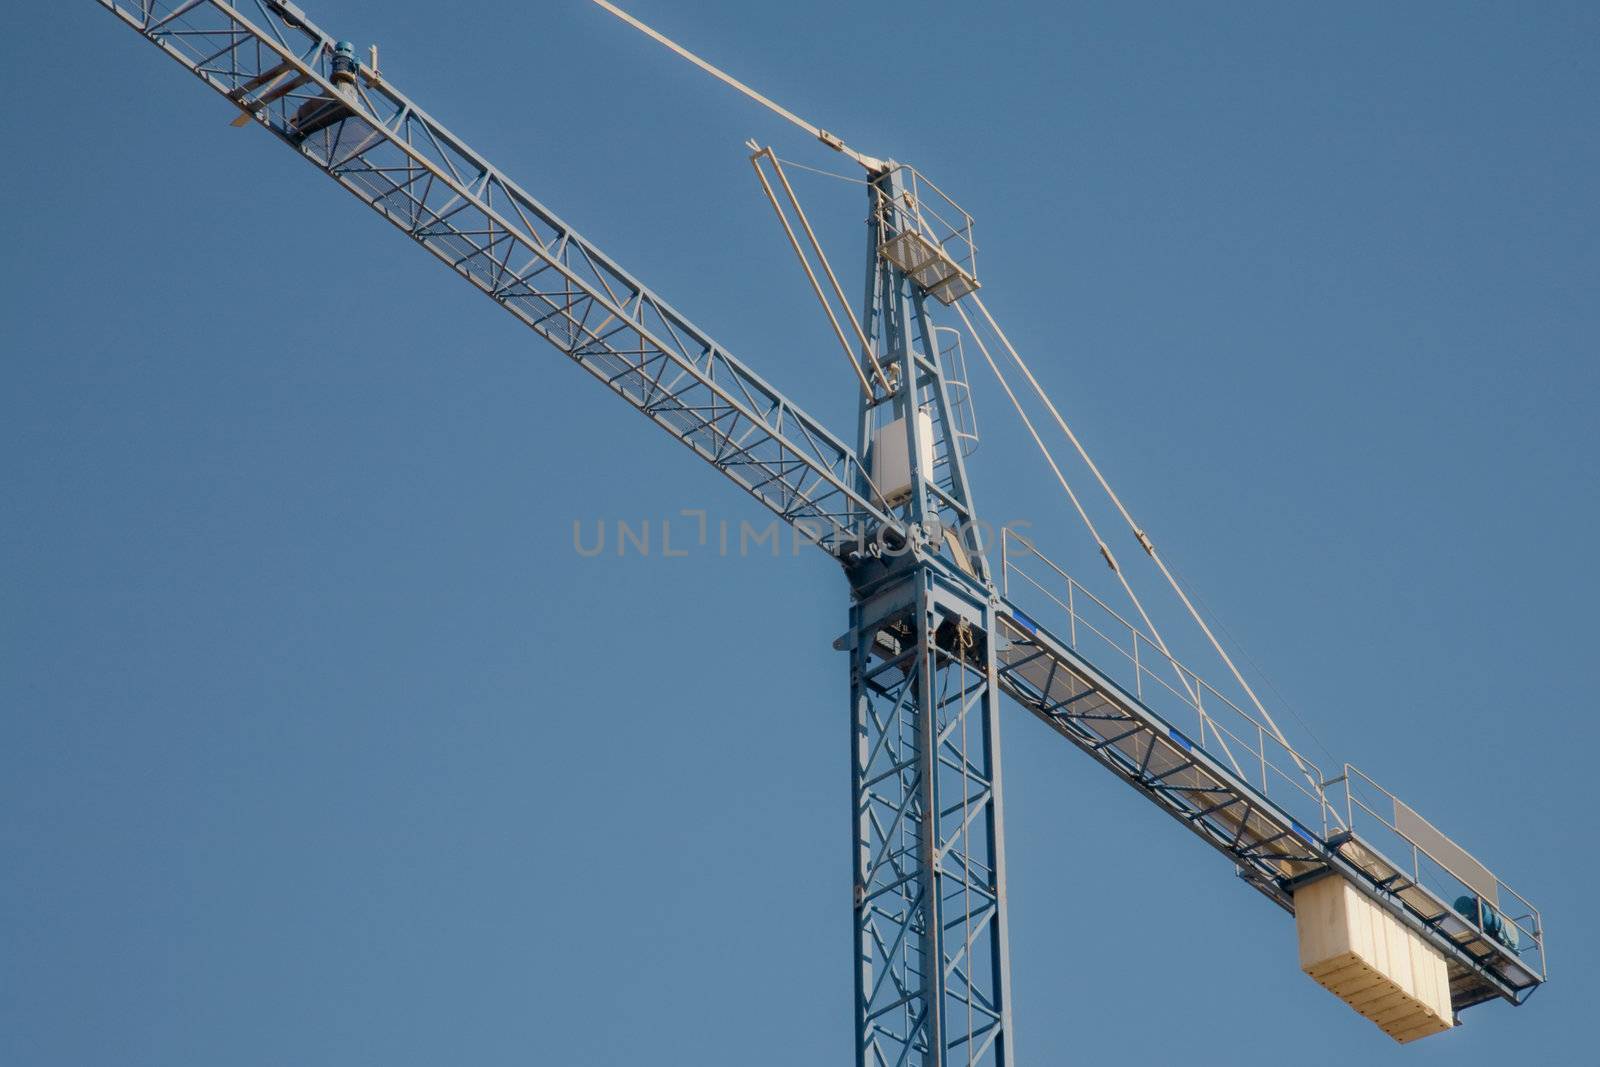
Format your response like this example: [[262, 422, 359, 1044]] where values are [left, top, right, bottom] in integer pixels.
[[1001, 528, 1330, 820], [1331, 764, 1546, 978]]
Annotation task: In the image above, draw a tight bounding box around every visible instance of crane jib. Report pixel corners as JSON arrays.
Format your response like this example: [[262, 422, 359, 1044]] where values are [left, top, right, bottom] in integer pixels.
[[94, 0, 899, 559]]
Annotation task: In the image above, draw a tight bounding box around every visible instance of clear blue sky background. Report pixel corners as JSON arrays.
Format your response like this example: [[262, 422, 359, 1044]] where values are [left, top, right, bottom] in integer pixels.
[[4, 2, 1595, 1064]]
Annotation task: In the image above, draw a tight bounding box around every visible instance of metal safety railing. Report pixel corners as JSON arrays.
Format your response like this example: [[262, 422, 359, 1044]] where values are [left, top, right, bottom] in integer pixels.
[[1000, 528, 1544, 981], [874, 164, 979, 305], [1000, 528, 1337, 839], [1325, 765, 1546, 979]]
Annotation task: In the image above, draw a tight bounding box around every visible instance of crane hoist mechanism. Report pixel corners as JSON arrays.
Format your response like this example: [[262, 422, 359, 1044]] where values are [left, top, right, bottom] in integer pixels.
[[89, 1, 1546, 1060]]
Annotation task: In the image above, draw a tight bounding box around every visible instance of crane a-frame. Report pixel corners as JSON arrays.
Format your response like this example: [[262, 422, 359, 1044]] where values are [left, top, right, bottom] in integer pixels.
[[87, 2, 1547, 1061]]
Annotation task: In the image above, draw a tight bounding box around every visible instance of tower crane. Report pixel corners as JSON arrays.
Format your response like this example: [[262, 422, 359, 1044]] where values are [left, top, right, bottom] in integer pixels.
[[86, 2, 1548, 1062]]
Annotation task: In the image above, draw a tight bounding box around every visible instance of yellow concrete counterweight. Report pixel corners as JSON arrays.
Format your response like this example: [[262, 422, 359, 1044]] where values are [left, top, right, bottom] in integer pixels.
[[1295, 874, 1454, 1043]]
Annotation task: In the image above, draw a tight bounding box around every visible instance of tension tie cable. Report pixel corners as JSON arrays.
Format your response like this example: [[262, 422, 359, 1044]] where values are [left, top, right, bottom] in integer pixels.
[[770, 153, 870, 186], [966, 293, 1327, 805], [950, 303, 1246, 777]]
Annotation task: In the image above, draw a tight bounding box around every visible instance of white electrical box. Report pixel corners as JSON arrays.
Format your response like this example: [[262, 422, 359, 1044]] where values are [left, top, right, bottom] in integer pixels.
[[871, 410, 935, 507]]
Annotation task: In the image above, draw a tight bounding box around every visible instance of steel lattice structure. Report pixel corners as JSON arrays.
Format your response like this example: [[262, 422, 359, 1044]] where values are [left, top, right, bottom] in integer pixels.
[[95, 0, 903, 556], [849, 569, 1011, 1063], [844, 163, 1011, 1062], [88, 2, 1546, 1063]]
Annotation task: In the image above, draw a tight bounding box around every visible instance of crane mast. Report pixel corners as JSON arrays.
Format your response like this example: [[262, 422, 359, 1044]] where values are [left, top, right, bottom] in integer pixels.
[[89, 2, 1547, 1061], [845, 165, 1012, 1063]]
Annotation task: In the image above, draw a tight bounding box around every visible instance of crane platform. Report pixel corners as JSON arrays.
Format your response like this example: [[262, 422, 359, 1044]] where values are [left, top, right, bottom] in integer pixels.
[[993, 531, 1545, 1017]]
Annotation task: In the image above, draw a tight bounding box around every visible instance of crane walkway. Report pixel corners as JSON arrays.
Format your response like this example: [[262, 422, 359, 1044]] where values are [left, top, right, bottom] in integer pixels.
[[993, 533, 1545, 1013]]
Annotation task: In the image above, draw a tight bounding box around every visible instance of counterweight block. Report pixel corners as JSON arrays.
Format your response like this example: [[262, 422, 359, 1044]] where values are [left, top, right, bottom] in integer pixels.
[[1296, 873, 1454, 1043]]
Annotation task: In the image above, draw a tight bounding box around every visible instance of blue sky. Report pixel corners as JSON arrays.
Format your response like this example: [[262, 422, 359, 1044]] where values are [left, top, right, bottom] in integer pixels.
[[4, 1, 1596, 1063]]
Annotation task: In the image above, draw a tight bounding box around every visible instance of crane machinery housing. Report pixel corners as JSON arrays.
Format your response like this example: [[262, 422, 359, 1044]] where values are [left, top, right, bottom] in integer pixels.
[[85, 2, 1548, 1063]]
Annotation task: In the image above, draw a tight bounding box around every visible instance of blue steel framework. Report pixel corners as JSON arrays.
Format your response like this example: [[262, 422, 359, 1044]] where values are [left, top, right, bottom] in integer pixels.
[[97, 0, 901, 555], [848, 566, 1010, 1065], [87, 2, 1544, 1060], [845, 164, 1011, 1064]]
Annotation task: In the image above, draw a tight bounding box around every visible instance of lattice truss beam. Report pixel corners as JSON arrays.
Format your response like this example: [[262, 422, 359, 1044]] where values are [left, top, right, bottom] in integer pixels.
[[851, 579, 1010, 1067], [96, 0, 898, 554]]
